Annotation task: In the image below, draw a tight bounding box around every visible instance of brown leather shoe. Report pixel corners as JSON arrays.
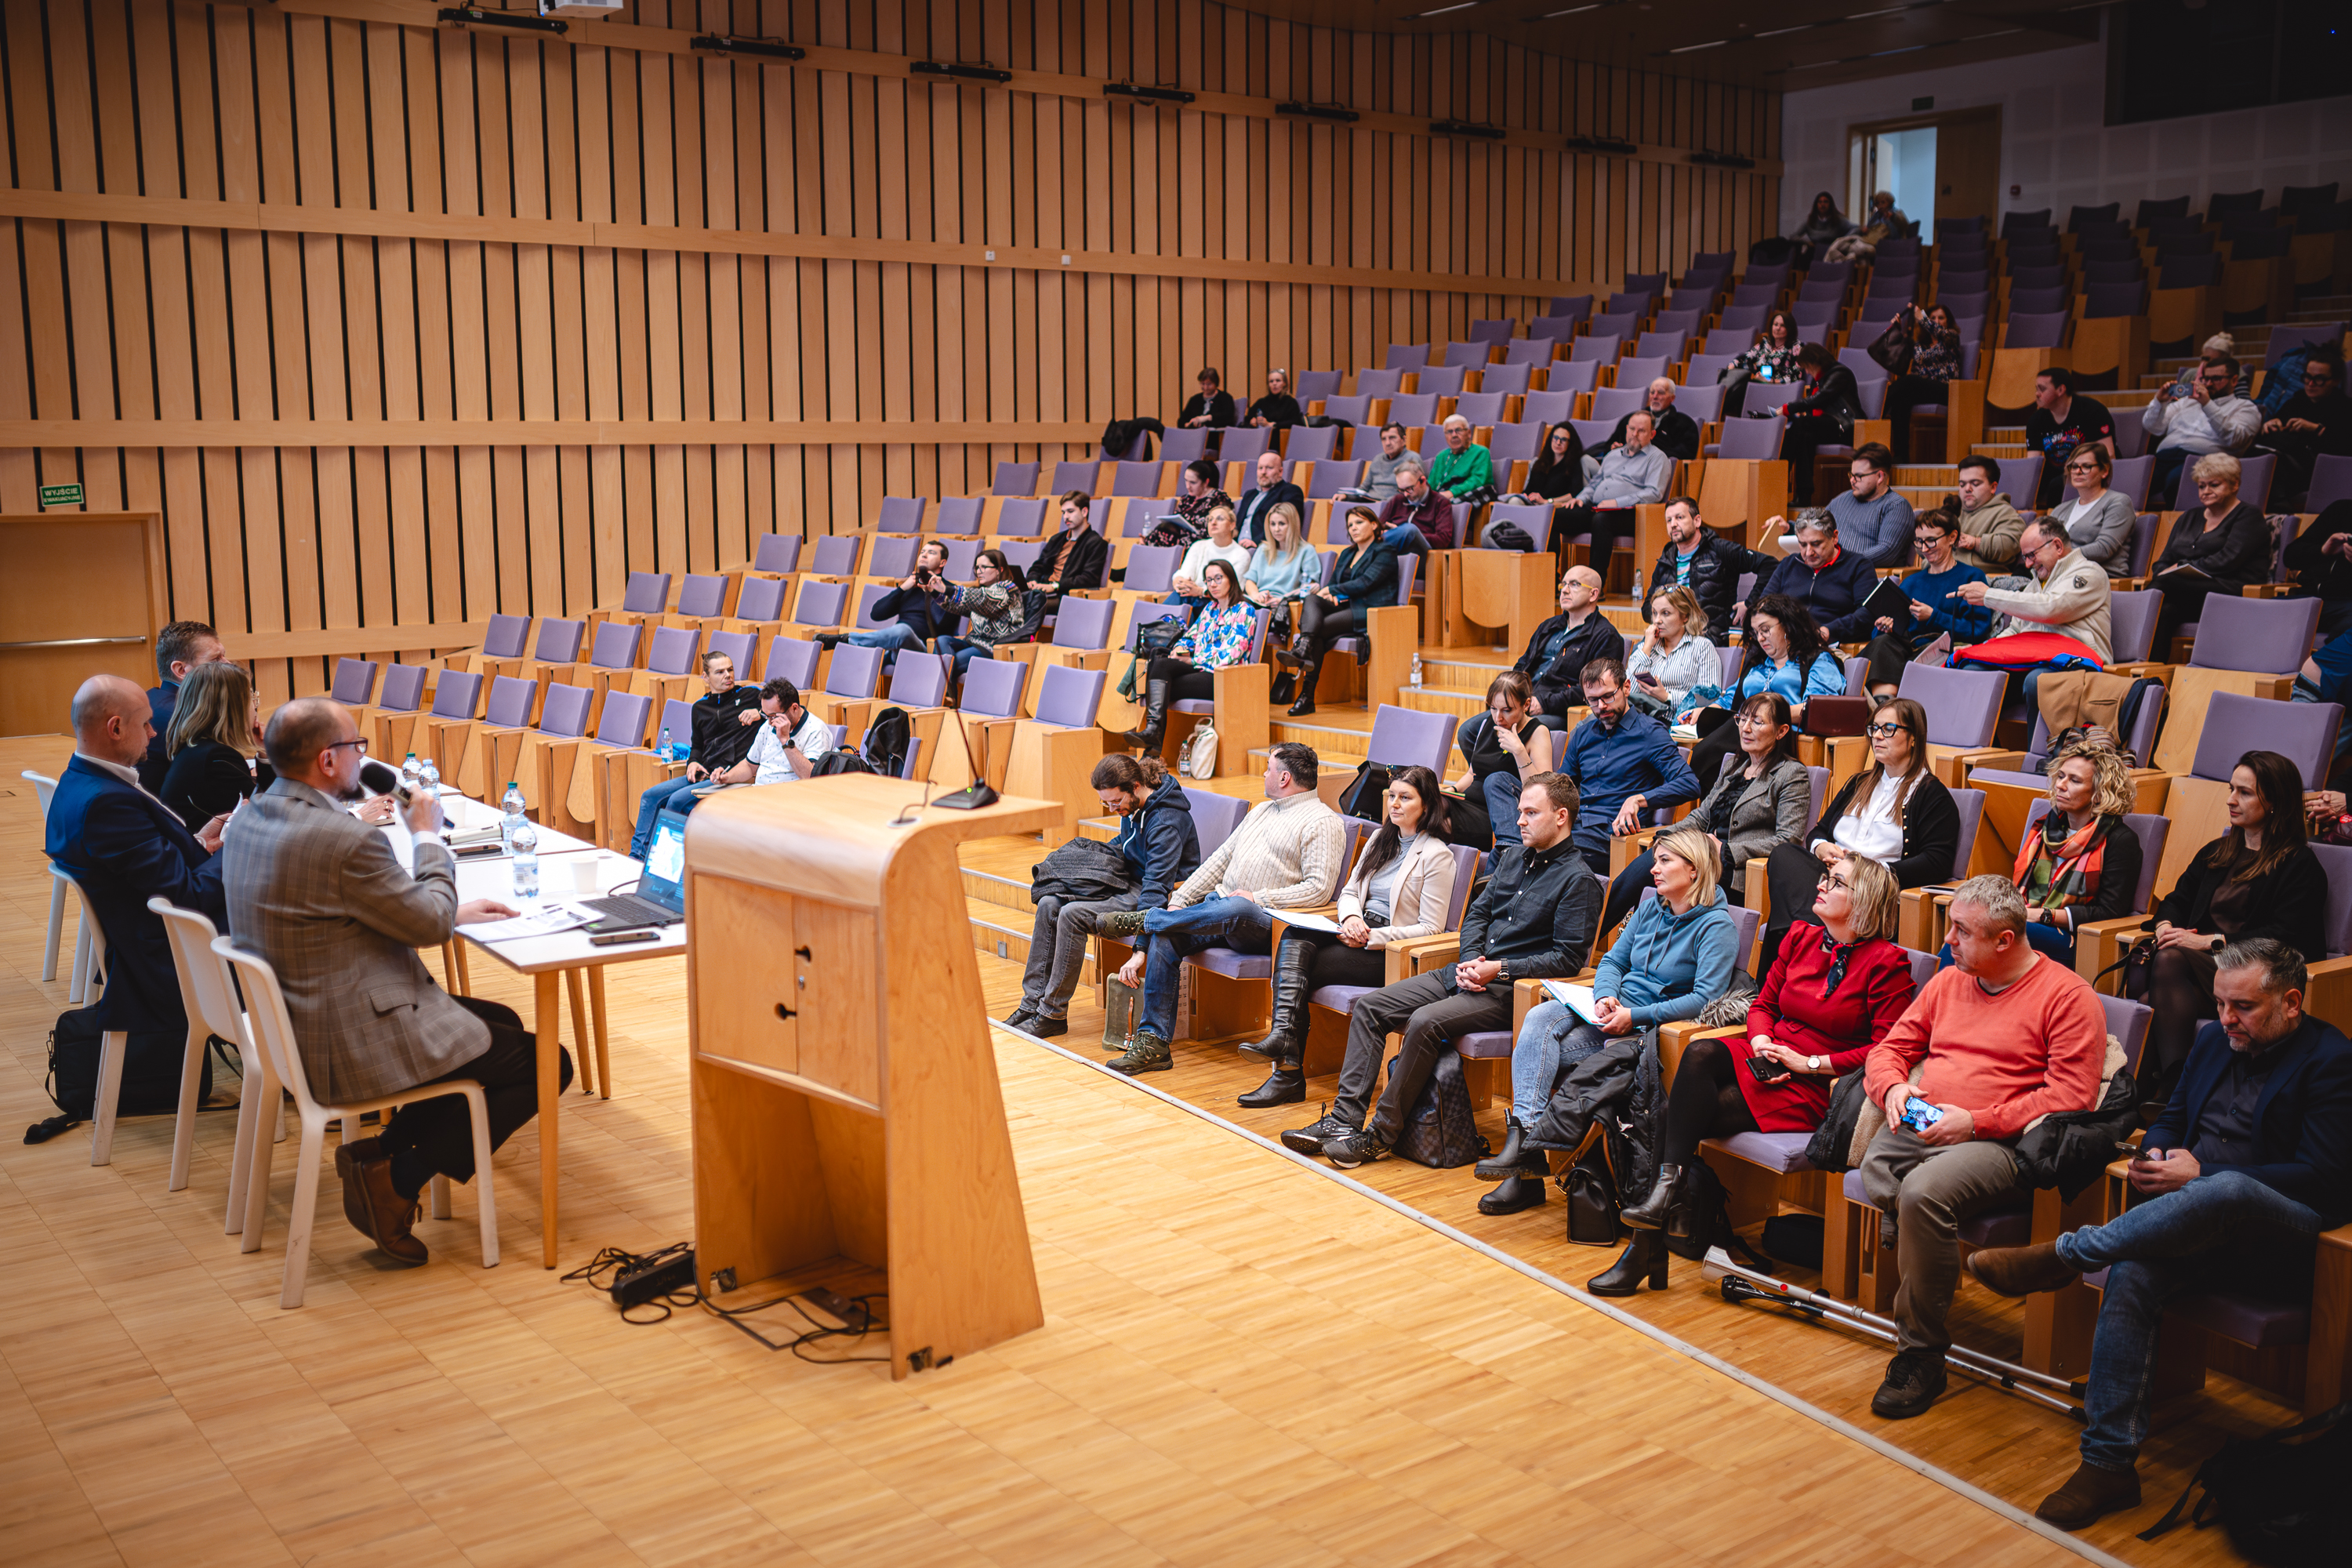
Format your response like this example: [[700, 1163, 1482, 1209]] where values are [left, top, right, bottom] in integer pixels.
[[1965, 1240, 2081, 1298], [335, 1140, 427, 1265], [2034, 1460, 2140, 1530], [334, 1136, 387, 1243]]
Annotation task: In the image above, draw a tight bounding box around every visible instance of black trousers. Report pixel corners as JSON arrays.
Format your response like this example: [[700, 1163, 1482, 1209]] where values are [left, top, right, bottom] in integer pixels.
[[383, 996, 574, 1200], [1781, 410, 1852, 506], [1298, 597, 1370, 662], [2150, 572, 2234, 657], [1760, 840, 1832, 976], [1143, 658, 1218, 703], [1332, 970, 1512, 1134], [1864, 631, 1916, 691], [1657, 1035, 1759, 1170], [1548, 503, 1635, 573], [1883, 374, 1949, 461], [2141, 946, 2221, 1109], [1284, 935, 1389, 992]]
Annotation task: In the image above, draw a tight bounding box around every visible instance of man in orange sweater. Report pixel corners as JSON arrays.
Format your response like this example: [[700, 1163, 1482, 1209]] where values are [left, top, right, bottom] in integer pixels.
[[1860, 875, 2107, 1419]]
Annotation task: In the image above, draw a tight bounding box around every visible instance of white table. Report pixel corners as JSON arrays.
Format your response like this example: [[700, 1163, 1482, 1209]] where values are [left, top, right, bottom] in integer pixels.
[[386, 796, 685, 1268]]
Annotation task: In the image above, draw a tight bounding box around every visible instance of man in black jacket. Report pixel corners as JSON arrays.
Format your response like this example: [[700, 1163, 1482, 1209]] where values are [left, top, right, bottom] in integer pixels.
[[141, 619, 224, 793], [1586, 377, 1701, 478], [826, 540, 958, 666], [1966, 938, 2352, 1532], [1178, 367, 1238, 430], [1290, 771, 1602, 1167], [1745, 511, 1881, 642], [1513, 565, 1626, 728], [1236, 449, 1306, 544], [1029, 490, 1109, 606], [627, 646, 766, 858], [1780, 343, 1863, 506], [1649, 496, 1773, 630]]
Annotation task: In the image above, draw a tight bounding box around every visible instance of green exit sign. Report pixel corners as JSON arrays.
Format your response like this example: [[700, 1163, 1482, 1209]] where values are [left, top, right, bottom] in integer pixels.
[[38, 482, 84, 508]]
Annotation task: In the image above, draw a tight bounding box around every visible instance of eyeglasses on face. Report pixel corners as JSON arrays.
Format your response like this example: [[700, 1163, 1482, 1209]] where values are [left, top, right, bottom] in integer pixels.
[[321, 738, 369, 757], [1865, 721, 1907, 738], [1824, 873, 1854, 892]]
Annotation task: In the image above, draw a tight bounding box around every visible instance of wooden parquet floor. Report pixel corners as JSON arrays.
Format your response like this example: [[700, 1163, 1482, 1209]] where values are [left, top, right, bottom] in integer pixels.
[[0, 734, 2256, 1567]]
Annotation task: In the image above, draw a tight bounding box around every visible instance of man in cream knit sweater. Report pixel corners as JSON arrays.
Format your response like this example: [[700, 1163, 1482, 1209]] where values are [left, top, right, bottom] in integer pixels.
[[1101, 743, 1345, 1076]]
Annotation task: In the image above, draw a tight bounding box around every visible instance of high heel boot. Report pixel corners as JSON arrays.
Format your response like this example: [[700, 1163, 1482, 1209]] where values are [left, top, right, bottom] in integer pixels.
[[1585, 1228, 1668, 1297], [1122, 679, 1171, 750], [1287, 656, 1322, 717], [1618, 1163, 1687, 1231], [1237, 942, 1312, 1107]]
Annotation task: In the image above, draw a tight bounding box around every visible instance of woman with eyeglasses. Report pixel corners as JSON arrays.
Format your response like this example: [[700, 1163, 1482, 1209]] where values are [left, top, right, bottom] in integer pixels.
[[1607, 852, 1914, 1291], [1860, 506, 1991, 700], [1686, 592, 1845, 784], [1602, 690, 1811, 935], [1501, 421, 1586, 506], [1939, 737, 2143, 971], [1758, 696, 1956, 975], [1235, 765, 1457, 1109], [2049, 445, 2138, 579], [2147, 452, 2272, 653]]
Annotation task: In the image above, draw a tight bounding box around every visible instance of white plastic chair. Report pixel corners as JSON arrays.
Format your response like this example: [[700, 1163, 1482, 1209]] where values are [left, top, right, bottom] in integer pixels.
[[215, 935, 499, 1307], [149, 898, 288, 1233], [24, 770, 100, 1000]]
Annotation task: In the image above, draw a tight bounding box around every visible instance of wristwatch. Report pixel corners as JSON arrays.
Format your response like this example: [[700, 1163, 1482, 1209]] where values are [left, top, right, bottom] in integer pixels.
[[1809, 1055, 1827, 1073], [1493, 960, 1511, 985]]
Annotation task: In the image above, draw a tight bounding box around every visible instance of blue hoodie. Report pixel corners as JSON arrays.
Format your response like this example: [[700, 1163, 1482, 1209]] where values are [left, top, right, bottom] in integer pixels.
[[1110, 771, 1203, 908], [1593, 885, 1740, 1027]]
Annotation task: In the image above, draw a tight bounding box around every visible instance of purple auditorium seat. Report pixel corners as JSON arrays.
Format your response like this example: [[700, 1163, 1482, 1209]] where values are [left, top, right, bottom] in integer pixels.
[[1730, 283, 1780, 310], [1047, 597, 1116, 652], [732, 575, 787, 623], [851, 585, 894, 633], [1295, 371, 1344, 404], [1590, 387, 1646, 424], [329, 659, 379, 706], [1283, 425, 1340, 463], [792, 579, 850, 630], [1452, 392, 1507, 426], [1159, 428, 1210, 463], [996, 497, 1051, 537], [1330, 557, 1417, 667], [1051, 460, 1100, 495], [958, 655, 1029, 720], [705, 630, 755, 675], [2307, 456, 2352, 515], [1181, 787, 1250, 857], [763, 637, 820, 688], [2107, 590, 2161, 666], [586, 621, 641, 672], [1546, 294, 1595, 324], [1590, 312, 1641, 342], [2008, 285, 2070, 315], [1520, 391, 1577, 427], [1894, 664, 2005, 750], [1443, 341, 1494, 369], [536, 684, 593, 739], [1519, 321, 1577, 349], [866, 535, 920, 582], [644, 625, 701, 681], [1714, 303, 1769, 336], [1125, 600, 1191, 650], [932, 496, 986, 535], [1683, 352, 1740, 387], [1488, 423, 1546, 466], [993, 461, 1040, 496], [1570, 418, 1618, 454], [480, 613, 531, 660], [1548, 360, 1604, 395], [887, 652, 952, 709], [376, 664, 427, 713], [676, 574, 728, 620], [480, 675, 536, 729], [533, 618, 587, 664], [1322, 395, 1372, 425], [2136, 195, 2192, 227], [1711, 416, 1784, 462], [1414, 365, 1468, 397], [877, 497, 927, 534], [2009, 263, 2065, 290], [2158, 252, 2223, 289], [1675, 383, 1726, 425], [1613, 354, 1671, 388], [2004, 312, 2071, 350], [1388, 394, 1440, 427], [808, 535, 861, 576], [593, 690, 653, 749], [620, 572, 671, 613], [2187, 596, 2323, 678], [1791, 302, 1838, 337], [1355, 368, 1405, 398], [1305, 462, 1365, 499], [1479, 506, 1548, 550], [1570, 335, 1623, 366], [1031, 664, 1105, 731], [1111, 460, 1164, 497], [2191, 690, 2339, 789], [1468, 318, 1514, 345], [752, 534, 802, 575], [1365, 702, 1460, 775], [824, 643, 884, 701], [1385, 343, 1432, 370], [997, 540, 1044, 578], [1480, 361, 1536, 394]]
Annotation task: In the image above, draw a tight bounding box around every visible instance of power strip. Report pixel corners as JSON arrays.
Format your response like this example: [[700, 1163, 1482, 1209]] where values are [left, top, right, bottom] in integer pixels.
[[612, 1246, 697, 1311]]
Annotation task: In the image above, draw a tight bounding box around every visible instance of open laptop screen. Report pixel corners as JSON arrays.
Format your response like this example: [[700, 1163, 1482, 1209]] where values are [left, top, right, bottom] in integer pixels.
[[642, 811, 689, 912]]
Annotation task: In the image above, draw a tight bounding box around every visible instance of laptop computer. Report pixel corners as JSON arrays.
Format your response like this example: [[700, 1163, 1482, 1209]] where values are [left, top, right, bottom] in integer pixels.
[[579, 809, 689, 933]]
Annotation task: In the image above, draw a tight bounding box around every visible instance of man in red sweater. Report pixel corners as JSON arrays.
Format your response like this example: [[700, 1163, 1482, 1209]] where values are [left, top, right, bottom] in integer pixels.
[[1859, 875, 2107, 1418]]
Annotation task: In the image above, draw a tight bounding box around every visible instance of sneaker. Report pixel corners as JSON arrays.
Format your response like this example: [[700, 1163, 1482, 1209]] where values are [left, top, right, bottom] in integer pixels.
[[1028, 1013, 1067, 1039], [1280, 1109, 1355, 1155], [1108, 1029, 1171, 1076], [1870, 1349, 1947, 1419], [1322, 1128, 1389, 1169], [1094, 909, 1149, 939]]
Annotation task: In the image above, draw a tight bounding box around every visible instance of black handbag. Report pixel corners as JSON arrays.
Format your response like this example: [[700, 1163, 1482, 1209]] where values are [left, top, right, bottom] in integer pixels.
[[1564, 1140, 1621, 1245]]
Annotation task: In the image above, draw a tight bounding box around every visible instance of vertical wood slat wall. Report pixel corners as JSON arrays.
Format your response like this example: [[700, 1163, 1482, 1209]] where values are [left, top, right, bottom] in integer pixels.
[[1, 0, 1781, 706]]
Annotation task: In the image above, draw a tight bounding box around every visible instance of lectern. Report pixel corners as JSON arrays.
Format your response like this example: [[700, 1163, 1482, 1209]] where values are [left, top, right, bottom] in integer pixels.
[[684, 776, 1059, 1377]]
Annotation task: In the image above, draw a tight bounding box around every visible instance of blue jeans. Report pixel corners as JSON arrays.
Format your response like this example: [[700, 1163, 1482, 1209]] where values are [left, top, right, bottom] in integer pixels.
[[1138, 896, 1276, 1040], [630, 774, 705, 858], [1484, 771, 1526, 846], [2056, 1171, 2326, 1470], [1509, 1003, 1611, 1127], [1383, 523, 1428, 561], [935, 635, 996, 681], [1936, 920, 2074, 968], [843, 622, 924, 666]]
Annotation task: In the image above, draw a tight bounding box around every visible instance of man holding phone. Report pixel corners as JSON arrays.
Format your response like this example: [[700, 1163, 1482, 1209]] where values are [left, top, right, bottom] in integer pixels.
[[1965, 938, 2352, 1531], [1856, 876, 2106, 1421]]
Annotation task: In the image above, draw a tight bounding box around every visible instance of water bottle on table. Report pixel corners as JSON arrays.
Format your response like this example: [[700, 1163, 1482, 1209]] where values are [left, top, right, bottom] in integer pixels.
[[509, 819, 540, 903], [500, 782, 526, 851], [400, 752, 422, 795], [417, 755, 441, 796]]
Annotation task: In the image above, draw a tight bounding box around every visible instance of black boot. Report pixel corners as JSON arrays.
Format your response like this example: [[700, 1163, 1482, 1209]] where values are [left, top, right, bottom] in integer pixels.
[[1275, 634, 1310, 669], [1586, 1229, 1668, 1296], [1240, 942, 1312, 1062], [1236, 1063, 1305, 1107], [1121, 679, 1171, 750], [1476, 1174, 1548, 1215], [1619, 1163, 1687, 1231], [1473, 1120, 1540, 1181], [1287, 658, 1322, 717]]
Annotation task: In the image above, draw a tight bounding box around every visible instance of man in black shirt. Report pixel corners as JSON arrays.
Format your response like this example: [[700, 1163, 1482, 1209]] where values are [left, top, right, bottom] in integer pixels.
[[1287, 770, 1602, 1169], [1966, 938, 2352, 1532], [1649, 495, 1773, 630], [2022, 368, 2114, 509], [1029, 490, 1109, 606], [1514, 565, 1627, 728], [1178, 367, 1238, 430], [2257, 349, 2351, 510], [1236, 449, 1307, 544], [627, 647, 764, 858], [1585, 376, 1701, 478]]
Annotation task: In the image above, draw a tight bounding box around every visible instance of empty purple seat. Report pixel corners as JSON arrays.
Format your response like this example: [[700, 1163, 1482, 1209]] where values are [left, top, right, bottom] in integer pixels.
[[1451, 391, 1507, 426], [1468, 318, 1513, 344], [1051, 459, 1100, 494], [1545, 295, 1593, 323], [644, 625, 701, 678], [1442, 341, 1494, 368], [1305, 461, 1364, 499], [2004, 312, 2070, 350], [866, 535, 920, 582], [1569, 334, 1622, 365], [1384, 342, 1432, 369], [1283, 425, 1340, 463], [1356, 368, 1404, 398], [993, 461, 1040, 496], [1521, 391, 1577, 426], [329, 658, 379, 706], [1589, 311, 1640, 341], [1488, 422, 1545, 466], [1479, 361, 1535, 394], [1159, 427, 1210, 463], [482, 676, 538, 728], [887, 652, 952, 709], [1503, 337, 1560, 365], [1294, 370, 1343, 404], [876, 497, 926, 534], [1712, 416, 1784, 461], [1414, 365, 1468, 397], [1546, 360, 1602, 394], [430, 669, 484, 720], [1220, 426, 1275, 464], [732, 575, 787, 623], [1031, 664, 1105, 731], [620, 572, 671, 613], [536, 684, 593, 739], [1388, 394, 1439, 426]]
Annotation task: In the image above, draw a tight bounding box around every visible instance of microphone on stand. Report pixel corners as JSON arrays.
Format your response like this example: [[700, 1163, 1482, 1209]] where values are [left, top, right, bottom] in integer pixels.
[[891, 655, 997, 820]]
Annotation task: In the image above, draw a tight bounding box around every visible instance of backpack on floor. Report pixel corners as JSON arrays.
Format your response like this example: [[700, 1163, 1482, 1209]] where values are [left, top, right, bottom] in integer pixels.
[[1387, 1047, 1490, 1167], [42, 1006, 216, 1123], [2140, 1402, 2352, 1564]]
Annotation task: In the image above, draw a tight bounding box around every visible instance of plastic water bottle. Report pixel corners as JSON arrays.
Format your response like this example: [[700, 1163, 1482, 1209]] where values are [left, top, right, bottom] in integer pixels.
[[416, 755, 441, 796], [1408, 653, 1424, 689], [509, 819, 539, 902], [500, 782, 526, 851], [1629, 569, 1644, 605], [399, 752, 422, 795], [659, 724, 675, 762]]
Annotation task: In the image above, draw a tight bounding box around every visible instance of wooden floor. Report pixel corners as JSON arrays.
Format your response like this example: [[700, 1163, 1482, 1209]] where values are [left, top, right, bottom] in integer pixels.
[[0, 733, 2261, 1567]]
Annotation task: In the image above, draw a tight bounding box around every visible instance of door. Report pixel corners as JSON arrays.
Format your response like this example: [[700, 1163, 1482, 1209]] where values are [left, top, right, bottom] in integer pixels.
[[1847, 105, 2002, 231], [0, 513, 167, 738]]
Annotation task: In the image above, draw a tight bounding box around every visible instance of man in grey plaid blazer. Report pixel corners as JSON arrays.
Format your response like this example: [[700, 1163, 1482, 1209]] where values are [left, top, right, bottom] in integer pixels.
[[227, 698, 572, 1263]]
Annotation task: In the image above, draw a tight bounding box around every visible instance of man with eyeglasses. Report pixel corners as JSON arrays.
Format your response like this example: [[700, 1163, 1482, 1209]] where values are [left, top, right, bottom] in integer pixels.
[[224, 697, 567, 1268], [2258, 349, 2350, 513], [2143, 353, 2259, 503], [1955, 517, 2113, 710]]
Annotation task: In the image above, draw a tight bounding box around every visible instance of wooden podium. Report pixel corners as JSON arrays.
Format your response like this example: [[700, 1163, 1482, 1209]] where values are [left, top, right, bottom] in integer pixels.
[[682, 777, 1059, 1377]]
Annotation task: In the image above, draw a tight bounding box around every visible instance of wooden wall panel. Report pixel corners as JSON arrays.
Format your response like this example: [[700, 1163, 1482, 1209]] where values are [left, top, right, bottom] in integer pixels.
[[6, 0, 1780, 698]]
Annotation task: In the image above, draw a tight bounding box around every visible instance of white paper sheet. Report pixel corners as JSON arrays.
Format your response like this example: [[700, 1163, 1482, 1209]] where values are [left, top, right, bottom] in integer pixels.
[[456, 904, 593, 942], [1274, 910, 1343, 934], [1542, 980, 1602, 1025]]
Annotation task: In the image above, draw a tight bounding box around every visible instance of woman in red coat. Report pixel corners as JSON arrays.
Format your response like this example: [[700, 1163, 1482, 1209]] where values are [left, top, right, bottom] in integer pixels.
[[1624, 853, 1917, 1227]]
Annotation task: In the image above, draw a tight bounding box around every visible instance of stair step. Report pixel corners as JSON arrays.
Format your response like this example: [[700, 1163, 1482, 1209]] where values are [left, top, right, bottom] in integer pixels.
[[965, 895, 1035, 965], [1399, 688, 1486, 717], [961, 865, 1033, 916]]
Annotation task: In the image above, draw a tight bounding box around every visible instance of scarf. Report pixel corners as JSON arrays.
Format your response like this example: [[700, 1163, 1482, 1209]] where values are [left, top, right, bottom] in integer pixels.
[[1819, 928, 1862, 994], [2013, 811, 2110, 913]]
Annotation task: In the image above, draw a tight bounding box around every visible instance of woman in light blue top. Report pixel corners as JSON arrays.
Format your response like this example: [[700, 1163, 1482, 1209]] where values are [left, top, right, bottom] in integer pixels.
[[1686, 592, 1848, 783], [1477, 827, 1740, 1221], [1243, 502, 1322, 613]]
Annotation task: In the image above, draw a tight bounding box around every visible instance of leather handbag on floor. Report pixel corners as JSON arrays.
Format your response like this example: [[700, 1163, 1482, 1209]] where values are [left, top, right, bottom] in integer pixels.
[[1564, 1140, 1621, 1245], [1388, 1048, 1489, 1168]]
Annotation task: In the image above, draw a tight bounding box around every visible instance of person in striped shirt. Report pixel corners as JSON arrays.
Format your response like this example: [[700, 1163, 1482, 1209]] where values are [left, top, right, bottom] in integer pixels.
[[1098, 743, 1346, 1076]]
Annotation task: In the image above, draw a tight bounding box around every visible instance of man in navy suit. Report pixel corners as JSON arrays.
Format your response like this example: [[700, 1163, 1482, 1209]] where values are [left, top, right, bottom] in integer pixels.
[[140, 619, 223, 793], [1966, 937, 2352, 1530], [47, 673, 230, 1042], [1234, 448, 1306, 545]]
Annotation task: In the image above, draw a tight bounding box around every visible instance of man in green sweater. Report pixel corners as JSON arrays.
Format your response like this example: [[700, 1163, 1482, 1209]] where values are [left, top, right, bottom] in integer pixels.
[[1427, 414, 1494, 503]]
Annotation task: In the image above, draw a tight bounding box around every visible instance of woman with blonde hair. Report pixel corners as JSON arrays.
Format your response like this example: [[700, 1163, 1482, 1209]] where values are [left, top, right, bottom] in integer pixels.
[[1625, 582, 1716, 717], [1244, 501, 1320, 698], [1946, 739, 2142, 967], [2149, 450, 2272, 651], [160, 659, 272, 832]]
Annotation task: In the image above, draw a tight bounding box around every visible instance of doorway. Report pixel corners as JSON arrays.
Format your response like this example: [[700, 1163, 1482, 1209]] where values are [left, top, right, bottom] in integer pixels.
[[1846, 105, 2002, 230], [1852, 126, 1936, 233]]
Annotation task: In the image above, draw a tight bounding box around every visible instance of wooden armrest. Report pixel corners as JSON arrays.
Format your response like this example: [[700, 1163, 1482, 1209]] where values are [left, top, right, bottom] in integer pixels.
[[2321, 1225, 2352, 1254], [1384, 934, 1461, 972], [1962, 750, 2028, 779], [1657, 1022, 1742, 1089]]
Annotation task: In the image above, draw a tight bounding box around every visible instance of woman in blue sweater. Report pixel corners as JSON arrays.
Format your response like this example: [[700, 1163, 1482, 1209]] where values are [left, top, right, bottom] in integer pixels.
[[1476, 827, 1742, 1222], [1860, 506, 1993, 697], [1686, 593, 1849, 782]]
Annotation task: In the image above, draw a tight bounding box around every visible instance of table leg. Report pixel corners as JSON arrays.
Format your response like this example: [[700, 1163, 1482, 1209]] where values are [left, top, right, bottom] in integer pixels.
[[534, 969, 561, 1269], [566, 968, 593, 1096], [587, 966, 612, 1101]]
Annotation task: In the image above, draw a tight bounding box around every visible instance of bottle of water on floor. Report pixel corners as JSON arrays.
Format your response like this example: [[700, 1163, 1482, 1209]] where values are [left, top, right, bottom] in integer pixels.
[[500, 782, 526, 851], [1409, 653, 1423, 689], [510, 818, 539, 903]]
